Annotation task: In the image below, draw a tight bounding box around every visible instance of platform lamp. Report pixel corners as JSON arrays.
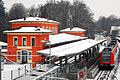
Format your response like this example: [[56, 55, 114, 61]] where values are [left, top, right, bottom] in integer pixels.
[[41, 40, 51, 62]]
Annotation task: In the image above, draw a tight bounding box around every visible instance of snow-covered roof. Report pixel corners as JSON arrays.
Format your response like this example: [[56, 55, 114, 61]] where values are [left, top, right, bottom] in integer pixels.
[[9, 17, 59, 23], [0, 41, 7, 46], [4, 27, 52, 33], [47, 33, 87, 45], [111, 26, 120, 31], [60, 27, 86, 32], [37, 39, 106, 57], [1, 49, 7, 53]]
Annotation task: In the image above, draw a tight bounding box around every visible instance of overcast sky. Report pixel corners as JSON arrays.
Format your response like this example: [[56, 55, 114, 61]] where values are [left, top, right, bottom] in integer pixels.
[[3, 0, 120, 20]]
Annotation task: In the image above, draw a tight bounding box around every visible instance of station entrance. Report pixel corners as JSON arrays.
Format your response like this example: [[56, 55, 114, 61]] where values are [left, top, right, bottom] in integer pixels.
[[22, 50, 28, 63]]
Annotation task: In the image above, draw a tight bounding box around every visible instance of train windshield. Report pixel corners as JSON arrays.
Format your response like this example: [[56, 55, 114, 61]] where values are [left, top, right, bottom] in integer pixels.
[[102, 48, 111, 62]]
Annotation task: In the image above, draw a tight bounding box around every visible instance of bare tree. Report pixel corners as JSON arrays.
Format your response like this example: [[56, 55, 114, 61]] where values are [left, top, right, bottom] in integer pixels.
[[9, 3, 27, 20]]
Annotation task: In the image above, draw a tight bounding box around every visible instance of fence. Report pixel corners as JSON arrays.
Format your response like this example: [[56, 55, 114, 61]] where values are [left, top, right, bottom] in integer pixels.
[[34, 65, 69, 80], [2, 64, 32, 80]]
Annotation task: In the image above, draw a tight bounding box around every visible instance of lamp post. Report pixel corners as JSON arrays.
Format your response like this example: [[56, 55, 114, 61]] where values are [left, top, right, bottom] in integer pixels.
[[45, 41, 51, 63], [47, 41, 51, 56], [41, 40, 51, 62]]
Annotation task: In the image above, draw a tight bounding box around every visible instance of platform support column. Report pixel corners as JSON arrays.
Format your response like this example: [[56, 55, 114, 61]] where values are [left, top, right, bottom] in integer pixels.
[[74, 56, 77, 68], [79, 54, 81, 62], [92, 47, 95, 57], [89, 49, 91, 57], [60, 58, 63, 72], [65, 57, 69, 73]]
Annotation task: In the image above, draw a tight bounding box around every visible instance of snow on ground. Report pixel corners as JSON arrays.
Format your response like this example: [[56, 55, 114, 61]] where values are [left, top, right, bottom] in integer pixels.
[[3, 64, 25, 71], [86, 63, 120, 80], [2, 64, 31, 80], [115, 64, 120, 80]]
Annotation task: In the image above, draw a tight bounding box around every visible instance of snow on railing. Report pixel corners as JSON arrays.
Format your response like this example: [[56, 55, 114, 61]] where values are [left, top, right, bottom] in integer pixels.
[[2, 64, 32, 80], [33, 66, 69, 80]]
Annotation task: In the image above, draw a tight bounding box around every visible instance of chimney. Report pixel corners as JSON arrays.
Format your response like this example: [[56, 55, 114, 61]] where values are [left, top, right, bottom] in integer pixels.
[[70, 26, 73, 30], [23, 17, 26, 21]]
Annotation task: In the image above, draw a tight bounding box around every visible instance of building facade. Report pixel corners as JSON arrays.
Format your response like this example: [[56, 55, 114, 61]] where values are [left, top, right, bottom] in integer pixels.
[[9, 17, 59, 34], [4, 27, 51, 64], [61, 27, 86, 37]]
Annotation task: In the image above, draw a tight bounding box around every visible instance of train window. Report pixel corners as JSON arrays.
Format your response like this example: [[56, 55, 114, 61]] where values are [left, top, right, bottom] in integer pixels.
[[102, 55, 110, 62], [103, 48, 112, 51], [102, 48, 112, 56]]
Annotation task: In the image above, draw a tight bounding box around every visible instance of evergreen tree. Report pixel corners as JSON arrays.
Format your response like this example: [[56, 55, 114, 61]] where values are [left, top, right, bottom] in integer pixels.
[[0, 0, 7, 41], [0, 0, 5, 27]]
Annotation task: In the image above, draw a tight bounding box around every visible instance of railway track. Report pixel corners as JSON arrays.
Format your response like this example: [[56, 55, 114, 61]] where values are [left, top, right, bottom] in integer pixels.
[[97, 70, 111, 80]]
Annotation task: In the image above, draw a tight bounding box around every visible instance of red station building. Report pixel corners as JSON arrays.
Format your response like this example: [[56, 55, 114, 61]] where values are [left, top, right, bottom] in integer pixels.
[[9, 17, 59, 34], [60, 27, 86, 37], [4, 17, 59, 65], [4, 27, 51, 64]]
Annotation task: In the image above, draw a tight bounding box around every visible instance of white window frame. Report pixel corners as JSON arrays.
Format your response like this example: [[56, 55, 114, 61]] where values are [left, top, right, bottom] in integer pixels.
[[28, 51, 32, 60], [17, 50, 21, 60], [31, 37, 36, 46], [22, 37, 27, 46], [13, 37, 18, 46]]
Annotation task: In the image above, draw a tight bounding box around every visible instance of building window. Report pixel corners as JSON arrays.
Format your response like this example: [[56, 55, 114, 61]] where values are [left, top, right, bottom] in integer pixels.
[[17, 51, 21, 60], [52, 27, 55, 34], [31, 37, 35, 46], [28, 51, 32, 60], [14, 37, 18, 46], [22, 37, 26, 46]]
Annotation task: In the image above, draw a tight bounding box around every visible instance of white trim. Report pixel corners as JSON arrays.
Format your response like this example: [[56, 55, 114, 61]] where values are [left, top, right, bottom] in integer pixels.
[[28, 51, 32, 60], [17, 50, 22, 63]]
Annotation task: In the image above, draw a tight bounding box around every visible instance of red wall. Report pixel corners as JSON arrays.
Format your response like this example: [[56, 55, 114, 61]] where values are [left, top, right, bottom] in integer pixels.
[[63, 31, 85, 37], [11, 22, 59, 34], [7, 33, 49, 63]]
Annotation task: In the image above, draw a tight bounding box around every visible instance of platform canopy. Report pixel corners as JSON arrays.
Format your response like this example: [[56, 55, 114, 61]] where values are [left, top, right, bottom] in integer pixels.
[[46, 33, 87, 45], [37, 39, 106, 57], [0, 41, 7, 46]]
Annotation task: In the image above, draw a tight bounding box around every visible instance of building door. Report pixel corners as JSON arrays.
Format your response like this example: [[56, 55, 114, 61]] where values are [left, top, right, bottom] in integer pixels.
[[22, 50, 28, 63]]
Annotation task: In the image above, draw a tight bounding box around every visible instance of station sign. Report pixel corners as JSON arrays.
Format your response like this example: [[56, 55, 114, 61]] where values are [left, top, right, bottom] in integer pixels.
[[77, 67, 87, 80]]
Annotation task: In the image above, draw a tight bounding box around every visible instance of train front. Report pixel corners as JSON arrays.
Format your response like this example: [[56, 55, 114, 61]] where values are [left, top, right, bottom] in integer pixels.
[[100, 47, 113, 66]]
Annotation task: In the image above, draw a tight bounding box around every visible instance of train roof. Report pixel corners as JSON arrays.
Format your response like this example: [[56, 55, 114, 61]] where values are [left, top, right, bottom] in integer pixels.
[[103, 47, 112, 51]]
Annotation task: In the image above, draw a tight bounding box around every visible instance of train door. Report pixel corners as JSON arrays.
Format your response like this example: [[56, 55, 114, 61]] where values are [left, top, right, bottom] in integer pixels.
[[22, 50, 28, 63]]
